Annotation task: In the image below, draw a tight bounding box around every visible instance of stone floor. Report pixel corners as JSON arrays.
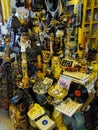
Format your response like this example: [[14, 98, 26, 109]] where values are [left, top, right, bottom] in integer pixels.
[[0, 108, 16, 130]]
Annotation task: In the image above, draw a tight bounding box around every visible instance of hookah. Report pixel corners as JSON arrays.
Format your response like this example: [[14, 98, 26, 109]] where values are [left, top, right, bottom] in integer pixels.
[[56, 27, 65, 54], [2, 35, 13, 109], [64, 27, 73, 59], [18, 27, 30, 89], [42, 32, 54, 74]]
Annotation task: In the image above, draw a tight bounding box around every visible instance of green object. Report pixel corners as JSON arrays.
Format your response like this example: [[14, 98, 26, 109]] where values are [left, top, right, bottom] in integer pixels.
[[83, 128, 86, 130]]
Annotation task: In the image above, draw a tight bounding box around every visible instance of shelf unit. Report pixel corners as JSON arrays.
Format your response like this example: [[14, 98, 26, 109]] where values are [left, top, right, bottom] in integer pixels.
[[82, 0, 98, 50]]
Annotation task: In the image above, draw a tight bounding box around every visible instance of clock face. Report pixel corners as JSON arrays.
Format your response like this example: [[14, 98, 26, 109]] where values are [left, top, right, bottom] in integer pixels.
[[62, 59, 73, 67]]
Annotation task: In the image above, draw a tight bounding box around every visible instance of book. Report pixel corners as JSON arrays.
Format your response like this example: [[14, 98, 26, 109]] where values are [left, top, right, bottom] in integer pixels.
[[55, 98, 82, 117]]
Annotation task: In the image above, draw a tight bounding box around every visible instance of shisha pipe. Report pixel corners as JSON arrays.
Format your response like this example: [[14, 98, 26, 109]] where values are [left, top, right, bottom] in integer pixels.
[[64, 28, 72, 59], [3, 35, 13, 99], [19, 32, 29, 89], [56, 29, 64, 51]]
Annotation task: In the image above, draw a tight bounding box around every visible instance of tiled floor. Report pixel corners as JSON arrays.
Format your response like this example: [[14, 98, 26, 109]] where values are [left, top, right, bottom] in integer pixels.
[[0, 108, 16, 130]]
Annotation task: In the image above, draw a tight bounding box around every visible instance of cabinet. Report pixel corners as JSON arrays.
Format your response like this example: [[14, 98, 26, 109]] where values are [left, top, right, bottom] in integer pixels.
[[82, 0, 98, 50]]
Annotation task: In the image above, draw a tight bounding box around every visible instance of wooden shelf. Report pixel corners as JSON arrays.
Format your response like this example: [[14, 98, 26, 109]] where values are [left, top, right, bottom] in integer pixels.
[[90, 35, 97, 38], [92, 21, 98, 23], [86, 7, 91, 10], [85, 22, 90, 24], [94, 5, 98, 8], [82, 0, 98, 55]]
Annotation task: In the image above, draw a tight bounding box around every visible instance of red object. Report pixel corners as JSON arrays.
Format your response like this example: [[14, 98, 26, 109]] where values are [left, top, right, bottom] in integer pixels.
[[3, 99, 10, 110], [65, 67, 78, 72], [74, 90, 81, 97]]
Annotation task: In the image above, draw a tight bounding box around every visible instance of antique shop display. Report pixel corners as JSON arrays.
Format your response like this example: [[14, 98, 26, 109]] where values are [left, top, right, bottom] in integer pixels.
[[0, 0, 98, 130]]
